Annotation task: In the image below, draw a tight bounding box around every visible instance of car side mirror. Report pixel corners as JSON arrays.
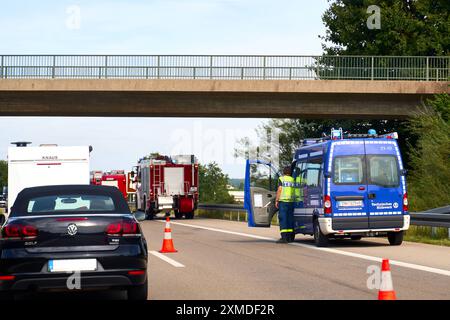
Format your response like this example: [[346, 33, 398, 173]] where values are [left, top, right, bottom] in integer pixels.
[[324, 172, 331, 178], [401, 169, 408, 176]]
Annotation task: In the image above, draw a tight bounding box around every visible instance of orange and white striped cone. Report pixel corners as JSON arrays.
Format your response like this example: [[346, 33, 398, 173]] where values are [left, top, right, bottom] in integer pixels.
[[160, 217, 178, 253], [378, 259, 396, 300]]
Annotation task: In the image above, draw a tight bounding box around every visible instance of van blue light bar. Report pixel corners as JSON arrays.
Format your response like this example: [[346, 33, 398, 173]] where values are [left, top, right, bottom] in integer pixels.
[[300, 131, 399, 145], [379, 132, 399, 139]]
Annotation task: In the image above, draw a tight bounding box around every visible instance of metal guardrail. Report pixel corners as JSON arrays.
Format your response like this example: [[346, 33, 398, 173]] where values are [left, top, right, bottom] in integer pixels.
[[0, 55, 448, 81], [198, 203, 450, 228], [409, 213, 450, 228], [198, 203, 246, 212], [410, 206, 450, 228]]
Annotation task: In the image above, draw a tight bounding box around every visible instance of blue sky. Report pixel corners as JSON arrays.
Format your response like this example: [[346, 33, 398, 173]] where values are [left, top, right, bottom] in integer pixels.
[[0, 0, 329, 178]]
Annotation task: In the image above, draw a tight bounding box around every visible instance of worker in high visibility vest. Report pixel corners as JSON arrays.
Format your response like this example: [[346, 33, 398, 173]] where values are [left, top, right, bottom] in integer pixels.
[[275, 166, 295, 243]]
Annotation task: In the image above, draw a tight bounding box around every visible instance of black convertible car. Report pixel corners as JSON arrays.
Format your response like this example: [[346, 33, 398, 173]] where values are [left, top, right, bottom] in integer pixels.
[[0, 185, 148, 300]]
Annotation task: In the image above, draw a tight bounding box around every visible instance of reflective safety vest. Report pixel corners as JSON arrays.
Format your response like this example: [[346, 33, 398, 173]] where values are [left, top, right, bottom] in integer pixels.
[[279, 175, 295, 202], [294, 175, 304, 202]]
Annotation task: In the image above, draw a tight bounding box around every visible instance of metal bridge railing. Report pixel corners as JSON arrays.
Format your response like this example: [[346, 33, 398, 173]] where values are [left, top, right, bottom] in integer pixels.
[[0, 55, 448, 81]]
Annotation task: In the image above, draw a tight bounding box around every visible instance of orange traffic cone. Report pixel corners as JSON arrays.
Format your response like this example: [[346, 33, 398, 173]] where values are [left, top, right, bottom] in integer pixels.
[[159, 217, 178, 253], [378, 259, 396, 300]]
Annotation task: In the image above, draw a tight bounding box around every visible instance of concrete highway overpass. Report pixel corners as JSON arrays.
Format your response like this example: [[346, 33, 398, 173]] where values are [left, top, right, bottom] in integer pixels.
[[0, 79, 448, 118]]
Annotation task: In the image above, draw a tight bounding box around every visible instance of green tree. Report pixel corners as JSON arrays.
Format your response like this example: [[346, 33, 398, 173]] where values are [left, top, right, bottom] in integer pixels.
[[199, 162, 235, 204], [407, 94, 450, 210], [0, 160, 7, 190], [235, 0, 447, 169], [322, 0, 450, 56]]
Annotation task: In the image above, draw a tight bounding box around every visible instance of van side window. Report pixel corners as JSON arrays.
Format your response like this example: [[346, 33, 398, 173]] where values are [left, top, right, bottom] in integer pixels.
[[305, 157, 323, 187], [293, 161, 303, 179], [333, 156, 364, 184]]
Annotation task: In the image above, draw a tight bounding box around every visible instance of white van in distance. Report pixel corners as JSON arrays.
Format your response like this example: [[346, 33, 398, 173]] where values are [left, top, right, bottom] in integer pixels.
[[5, 143, 91, 218]]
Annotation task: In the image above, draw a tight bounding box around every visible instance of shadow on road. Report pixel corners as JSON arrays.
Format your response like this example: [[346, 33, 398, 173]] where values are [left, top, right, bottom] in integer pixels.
[[291, 238, 391, 248], [222, 237, 390, 248]]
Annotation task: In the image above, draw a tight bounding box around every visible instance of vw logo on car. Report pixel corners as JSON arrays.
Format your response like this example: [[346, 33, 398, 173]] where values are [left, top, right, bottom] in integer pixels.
[[67, 223, 78, 236]]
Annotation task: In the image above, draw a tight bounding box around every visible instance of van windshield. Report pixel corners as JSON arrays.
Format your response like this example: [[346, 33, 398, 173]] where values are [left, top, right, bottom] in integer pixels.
[[333, 156, 364, 184], [368, 155, 399, 187]]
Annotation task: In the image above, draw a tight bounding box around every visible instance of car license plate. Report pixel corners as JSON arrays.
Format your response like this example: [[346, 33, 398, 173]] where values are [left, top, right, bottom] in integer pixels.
[[48, 259, 97, 272], [338, 200, 363, 207]]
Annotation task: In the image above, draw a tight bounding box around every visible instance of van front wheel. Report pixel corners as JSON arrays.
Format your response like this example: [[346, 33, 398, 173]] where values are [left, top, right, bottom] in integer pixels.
[[387, 231, 403, 246], [314, 220, 329, 247]]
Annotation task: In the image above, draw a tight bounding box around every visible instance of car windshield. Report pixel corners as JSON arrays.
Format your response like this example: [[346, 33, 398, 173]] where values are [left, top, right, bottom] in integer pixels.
[[26, 194, 116, 213]]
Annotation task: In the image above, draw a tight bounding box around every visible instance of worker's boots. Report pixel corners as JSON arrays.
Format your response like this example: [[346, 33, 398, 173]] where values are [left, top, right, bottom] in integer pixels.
[[276, 233, 288, 244], [287, 232, 295, 243]]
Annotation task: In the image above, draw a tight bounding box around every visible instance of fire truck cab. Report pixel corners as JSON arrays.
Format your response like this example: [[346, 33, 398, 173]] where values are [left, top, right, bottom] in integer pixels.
[[134, 155, 199, 220], [90, 171, 103, 185], [101, 170, 128, 199], [90, 170, 135, 206]]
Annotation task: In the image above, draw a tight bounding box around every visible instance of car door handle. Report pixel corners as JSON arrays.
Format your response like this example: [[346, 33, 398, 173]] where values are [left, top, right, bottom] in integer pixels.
[[368, 193, 376, 199], [267, 194, 272, 198]]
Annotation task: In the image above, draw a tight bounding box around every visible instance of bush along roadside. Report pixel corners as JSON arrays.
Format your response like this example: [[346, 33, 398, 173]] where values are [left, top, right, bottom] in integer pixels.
[[403, 94, 450, 246]]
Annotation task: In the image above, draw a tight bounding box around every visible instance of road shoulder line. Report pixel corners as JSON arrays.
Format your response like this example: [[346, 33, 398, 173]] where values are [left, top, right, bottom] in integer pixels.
[[166, 221, 450, 277], [149, 250, 185, 268]]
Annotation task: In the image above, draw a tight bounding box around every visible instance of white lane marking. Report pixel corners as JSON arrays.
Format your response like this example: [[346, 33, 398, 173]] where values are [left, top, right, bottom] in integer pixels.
[[149, 250, 185, 268], [164, 221, 450, 277]]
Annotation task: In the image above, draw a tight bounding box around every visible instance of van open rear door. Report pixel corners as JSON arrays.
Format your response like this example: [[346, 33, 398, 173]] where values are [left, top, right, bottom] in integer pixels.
[[244, 160, 279, 227], [329, 141, 370, 230], [364, 140, 405, 229]]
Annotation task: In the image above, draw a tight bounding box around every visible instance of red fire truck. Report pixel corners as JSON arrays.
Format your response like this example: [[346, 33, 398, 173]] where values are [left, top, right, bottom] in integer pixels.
[[133, 154, 199, 220], [90, 171, 103, 185], [100, 170, 128, 199]]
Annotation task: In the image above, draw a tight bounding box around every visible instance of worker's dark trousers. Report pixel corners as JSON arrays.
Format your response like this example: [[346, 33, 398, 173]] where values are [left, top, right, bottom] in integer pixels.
[[278, 201, 295, 238]]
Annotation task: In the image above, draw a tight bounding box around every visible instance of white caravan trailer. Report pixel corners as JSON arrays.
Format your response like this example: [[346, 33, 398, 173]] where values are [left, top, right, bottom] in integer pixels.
[[5, 143, 91, 217]]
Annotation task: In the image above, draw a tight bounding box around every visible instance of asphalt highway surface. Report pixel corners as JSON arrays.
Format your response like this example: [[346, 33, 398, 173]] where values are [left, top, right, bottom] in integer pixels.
[[17, 217, 450, 300]]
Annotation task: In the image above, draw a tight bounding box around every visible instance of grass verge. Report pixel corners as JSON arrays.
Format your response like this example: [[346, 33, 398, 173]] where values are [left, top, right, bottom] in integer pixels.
[[404, 225, 450, 247]]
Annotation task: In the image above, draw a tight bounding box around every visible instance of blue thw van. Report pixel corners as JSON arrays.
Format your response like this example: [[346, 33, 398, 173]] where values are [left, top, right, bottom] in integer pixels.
[[244, 129, 410, 247]]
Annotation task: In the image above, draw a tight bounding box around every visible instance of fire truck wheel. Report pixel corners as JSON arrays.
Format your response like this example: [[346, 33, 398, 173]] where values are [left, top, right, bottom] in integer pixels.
[[185, 211, 195, 219], [174, 211, 183, 219]]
